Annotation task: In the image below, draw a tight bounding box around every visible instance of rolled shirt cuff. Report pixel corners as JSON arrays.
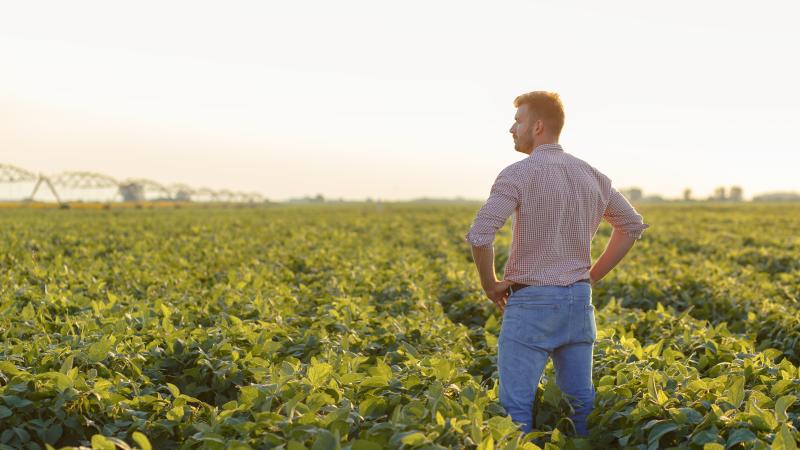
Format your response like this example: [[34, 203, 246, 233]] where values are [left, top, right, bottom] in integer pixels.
[[617, 222, 650, 240], [464, 230, 494, 247]]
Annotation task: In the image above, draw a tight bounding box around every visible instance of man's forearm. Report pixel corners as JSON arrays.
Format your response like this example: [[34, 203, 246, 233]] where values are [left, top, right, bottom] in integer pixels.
[[471, 244, 499, 288], [590, 229, 637, 283]]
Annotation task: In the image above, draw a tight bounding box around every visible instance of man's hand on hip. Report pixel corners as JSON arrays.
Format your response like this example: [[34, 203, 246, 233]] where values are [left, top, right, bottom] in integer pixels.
[[483, 279, 513, 313], [469, 244, 512, 312]]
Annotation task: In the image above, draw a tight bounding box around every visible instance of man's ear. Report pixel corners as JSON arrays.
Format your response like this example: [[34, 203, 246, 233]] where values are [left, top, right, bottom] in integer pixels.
[[533, 119, 544, 135]]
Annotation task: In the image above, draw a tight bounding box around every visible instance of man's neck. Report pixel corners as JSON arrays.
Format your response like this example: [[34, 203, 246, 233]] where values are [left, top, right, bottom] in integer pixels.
[[528, 141, 560, 154]]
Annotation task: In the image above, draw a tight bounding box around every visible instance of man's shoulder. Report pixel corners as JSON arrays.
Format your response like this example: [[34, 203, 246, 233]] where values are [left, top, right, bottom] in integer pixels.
[[560, 150, 591, 167], [562, 152, 611, 181], [499, 159, 531, 175]]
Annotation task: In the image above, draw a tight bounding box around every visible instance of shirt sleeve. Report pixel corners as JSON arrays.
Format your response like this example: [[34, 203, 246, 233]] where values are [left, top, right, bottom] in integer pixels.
[[465, 169, 520, 247], [603, 187, 650, 239]]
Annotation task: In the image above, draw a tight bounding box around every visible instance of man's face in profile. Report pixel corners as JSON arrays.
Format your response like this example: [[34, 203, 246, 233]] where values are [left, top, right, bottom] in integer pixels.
[[510, 104, 534, 154]]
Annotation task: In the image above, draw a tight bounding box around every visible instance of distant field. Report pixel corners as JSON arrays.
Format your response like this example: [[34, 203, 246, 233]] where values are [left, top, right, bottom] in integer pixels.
[[1, 203, 798, 449]]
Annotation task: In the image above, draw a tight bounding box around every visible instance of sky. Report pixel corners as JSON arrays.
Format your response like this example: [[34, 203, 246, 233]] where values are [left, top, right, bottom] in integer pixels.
[[1, 0, 798, 201]]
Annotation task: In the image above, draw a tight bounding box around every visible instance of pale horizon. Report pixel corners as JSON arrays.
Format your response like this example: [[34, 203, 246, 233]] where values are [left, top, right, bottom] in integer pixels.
[[2, 1, 799, 202]]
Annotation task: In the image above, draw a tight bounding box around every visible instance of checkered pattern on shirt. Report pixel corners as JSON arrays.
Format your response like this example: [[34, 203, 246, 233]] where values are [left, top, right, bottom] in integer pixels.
[[465, 143, 649, 286]]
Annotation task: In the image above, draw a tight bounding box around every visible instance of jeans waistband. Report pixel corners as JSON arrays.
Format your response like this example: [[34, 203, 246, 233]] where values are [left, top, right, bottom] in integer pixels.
[[508, 279, 591, 295]]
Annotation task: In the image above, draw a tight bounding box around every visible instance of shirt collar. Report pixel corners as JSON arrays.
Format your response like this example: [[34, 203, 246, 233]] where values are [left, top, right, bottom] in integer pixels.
[[530, 143, 564, 155]]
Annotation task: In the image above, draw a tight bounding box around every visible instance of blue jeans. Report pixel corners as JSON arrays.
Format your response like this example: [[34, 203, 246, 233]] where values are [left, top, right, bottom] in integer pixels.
[[497, 281, 596, 437]]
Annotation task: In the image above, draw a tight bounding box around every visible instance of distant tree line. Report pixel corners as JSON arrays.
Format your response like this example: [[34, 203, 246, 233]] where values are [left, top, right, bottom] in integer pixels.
[[620, 186, 800, 203], [621, 186, 746, 202], [751, 192, 800, 202]]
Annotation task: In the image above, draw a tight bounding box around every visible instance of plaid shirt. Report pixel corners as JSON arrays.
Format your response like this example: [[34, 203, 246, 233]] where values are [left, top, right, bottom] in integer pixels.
[[465, 143, 649, 286]]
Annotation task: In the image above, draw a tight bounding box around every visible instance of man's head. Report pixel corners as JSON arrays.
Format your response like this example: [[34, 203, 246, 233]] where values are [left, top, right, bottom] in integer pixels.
[[509, 91, 565, 154]]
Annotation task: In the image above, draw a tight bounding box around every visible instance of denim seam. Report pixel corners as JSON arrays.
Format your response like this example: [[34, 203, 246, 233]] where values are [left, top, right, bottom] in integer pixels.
[[498, 334, 553, 352]]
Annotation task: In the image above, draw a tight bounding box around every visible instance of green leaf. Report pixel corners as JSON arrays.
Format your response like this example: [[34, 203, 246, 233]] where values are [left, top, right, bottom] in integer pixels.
[[726, 376, 745, 408], [771, 379, 793, 396], [648, 422, 679, 447], [360, 376, 389, 388], [691, 428, 721, 445], [239, 386, 261, 405], [430, 358, 453, 381], [59, 355, 74, 374], [745, 399, 778, 431], [11, 427, 30, 444], [359, 396, 387, 418], [702, 444, 724, 450], [2, 395, 33, 409], [166, 405, 184, 421], [774, 395, 796, 422], [107, 437, 133, 450], [350, 440, 382, 450], [195, 433, 226, 444], [647, 374, 662, 403], [132, 431, 152, 450], [21, 303, 35, 320], [91, 435, 117, 450], [680, 408, 704, 425], [771, 423, 798, 450], [725, 428, 756, 448], [487, 415, 519, 440], [399, 432, 427, 446], [43, 424, 62, 445], [0, 406, 11, 419], [0, 361, 24, 376], [166, 383, 181, 398], [86, 338, 114, 363], [308, 361, 333, 387], [222, 400, 239, 410], [38, 371, 73, 391], [485, 332, 497, 348], [159, 303, 172, 318], [477, 435, 495, 450], [287, 441, 307, 450], [311, 429, 340, 450], [598, 375, 616, 386], [368, 361, 392, 382]]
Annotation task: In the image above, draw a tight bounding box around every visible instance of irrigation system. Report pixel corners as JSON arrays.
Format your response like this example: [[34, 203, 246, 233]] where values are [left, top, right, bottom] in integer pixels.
[[0, 164, 266, 205]]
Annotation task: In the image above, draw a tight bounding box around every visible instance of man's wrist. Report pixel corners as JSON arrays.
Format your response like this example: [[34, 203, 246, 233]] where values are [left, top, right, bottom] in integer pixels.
[[480, 278, 499, 290]]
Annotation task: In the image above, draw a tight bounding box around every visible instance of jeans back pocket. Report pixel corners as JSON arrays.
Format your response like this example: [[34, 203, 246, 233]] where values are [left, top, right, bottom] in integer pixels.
[[502, 303, 562, 344], [584, 304, 597, 342]]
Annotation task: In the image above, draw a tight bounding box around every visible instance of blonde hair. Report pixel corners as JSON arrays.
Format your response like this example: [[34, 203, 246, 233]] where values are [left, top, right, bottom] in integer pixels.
[[513, 91, 565, 137]]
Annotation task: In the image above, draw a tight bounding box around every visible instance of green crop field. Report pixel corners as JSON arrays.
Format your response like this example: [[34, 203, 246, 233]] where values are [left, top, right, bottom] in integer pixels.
[[1, 203, 798, 449]]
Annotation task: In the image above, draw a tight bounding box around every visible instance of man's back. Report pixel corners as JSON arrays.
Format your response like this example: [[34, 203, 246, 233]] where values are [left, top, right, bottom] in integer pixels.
[[466, 143, 648, 286]]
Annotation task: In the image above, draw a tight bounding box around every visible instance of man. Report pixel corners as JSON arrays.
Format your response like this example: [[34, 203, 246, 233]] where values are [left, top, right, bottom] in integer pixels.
[[464, 91, 649, 437]]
